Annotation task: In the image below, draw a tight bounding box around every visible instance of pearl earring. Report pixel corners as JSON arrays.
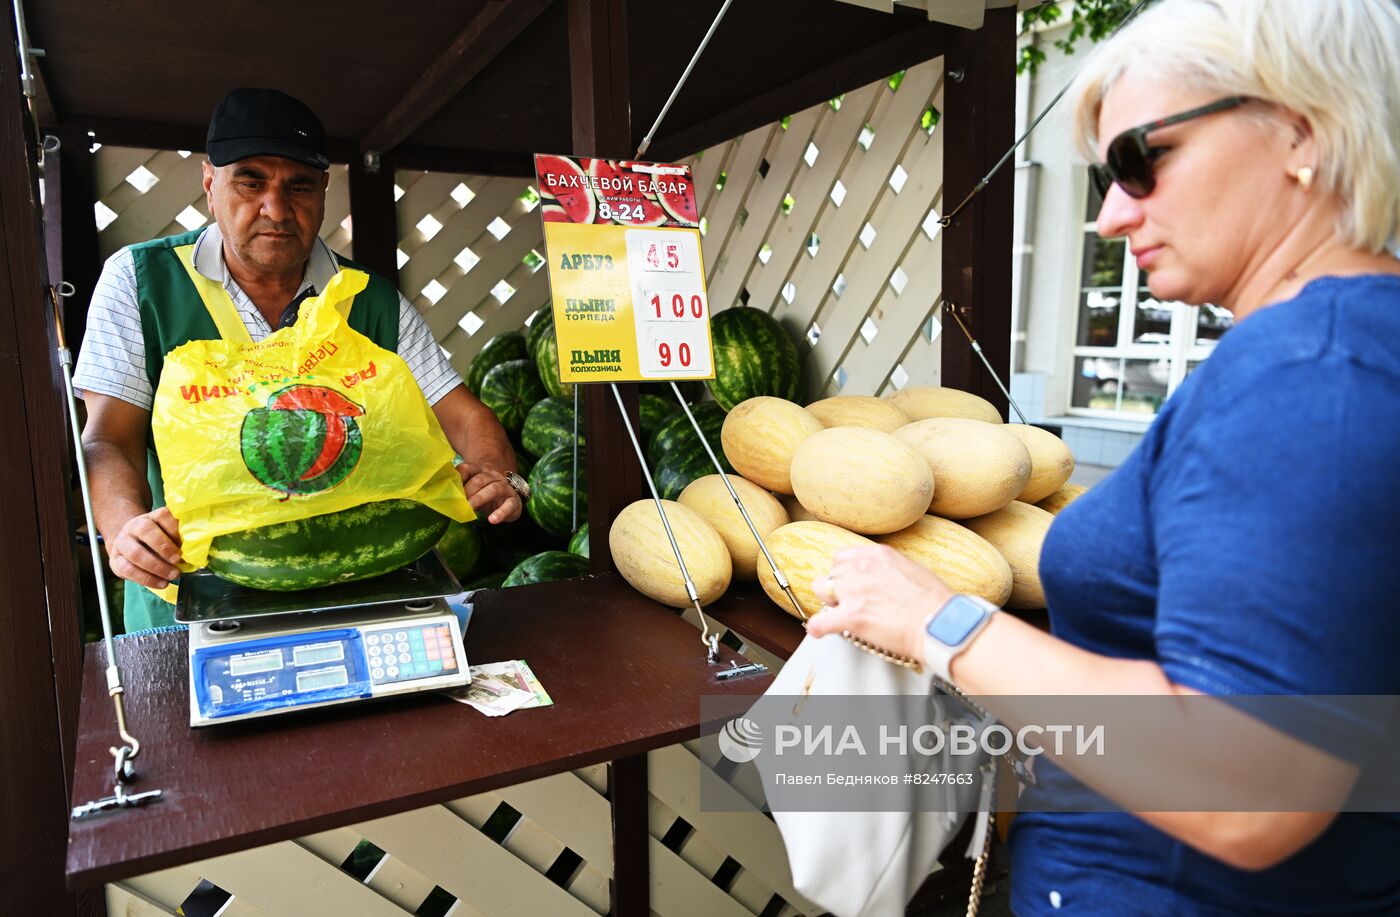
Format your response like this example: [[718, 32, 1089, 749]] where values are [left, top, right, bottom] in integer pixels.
[[1296, 166, 1314, 190]]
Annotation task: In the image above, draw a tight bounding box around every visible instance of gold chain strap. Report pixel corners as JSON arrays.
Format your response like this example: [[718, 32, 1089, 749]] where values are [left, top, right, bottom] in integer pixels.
[[839, 630, 924, 671]]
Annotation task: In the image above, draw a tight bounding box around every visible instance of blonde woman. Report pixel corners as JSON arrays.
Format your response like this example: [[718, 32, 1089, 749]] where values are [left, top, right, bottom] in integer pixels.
[[807, 0, 1400, 912]]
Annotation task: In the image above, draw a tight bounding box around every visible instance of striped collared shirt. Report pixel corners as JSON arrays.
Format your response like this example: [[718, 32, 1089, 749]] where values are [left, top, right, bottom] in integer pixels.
[[72, 223, 462, 409]]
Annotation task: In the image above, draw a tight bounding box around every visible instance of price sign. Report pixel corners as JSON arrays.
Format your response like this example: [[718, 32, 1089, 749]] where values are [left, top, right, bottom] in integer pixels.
[[534, 154, 713, 384]]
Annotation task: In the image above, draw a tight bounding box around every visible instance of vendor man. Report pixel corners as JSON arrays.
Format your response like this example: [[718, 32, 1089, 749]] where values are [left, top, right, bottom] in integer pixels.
[[73, 88, 523, 631]]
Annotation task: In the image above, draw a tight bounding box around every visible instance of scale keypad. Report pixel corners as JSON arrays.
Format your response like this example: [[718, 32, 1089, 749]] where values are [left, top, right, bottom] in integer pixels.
[[364, 623, 459, 685]]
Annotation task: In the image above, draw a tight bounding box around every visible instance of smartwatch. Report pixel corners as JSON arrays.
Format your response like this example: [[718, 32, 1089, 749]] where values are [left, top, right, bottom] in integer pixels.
[[921, 594, 997, 683]]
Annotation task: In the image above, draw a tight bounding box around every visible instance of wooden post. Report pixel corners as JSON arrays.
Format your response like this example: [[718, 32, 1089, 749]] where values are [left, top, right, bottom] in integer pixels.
[[0, 9, 84, 915], [568, 0, 641, 577], [567, 2, 650, 914], [940, 9, 1016, 417], [347, 151, 401, 286], [43, 125, 101, 364]]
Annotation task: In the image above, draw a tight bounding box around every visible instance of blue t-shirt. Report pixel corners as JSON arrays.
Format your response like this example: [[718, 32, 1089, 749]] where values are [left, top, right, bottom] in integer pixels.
[[1009, 275, 1400, 915]]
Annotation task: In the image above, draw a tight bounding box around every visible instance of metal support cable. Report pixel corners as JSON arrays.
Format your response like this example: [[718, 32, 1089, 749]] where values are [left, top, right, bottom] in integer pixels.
[[635, 0, 734, 158], [608, 384, 720, 661], [938, 0, 1154, 229]]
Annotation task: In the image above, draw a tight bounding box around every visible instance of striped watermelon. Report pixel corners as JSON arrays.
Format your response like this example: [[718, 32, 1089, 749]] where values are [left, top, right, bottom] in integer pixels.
[[638, 394, 671, 452], [502, 550, 589, 587], [568, 525, 589, 558], [528, 445, 587, 537], [207, 498, 450, 591], [647, 401, 729, 466], [240, 385, 365, 497], [530, 310, 573, 399], [479, 359, 547, 435], [465, 332, 528, 395], [521, 396, 584, 459], [436, 518, 483, 580], [464, 570, 508, 591], [707, 307, 803, 410], [525, 307, 553, 361], [654, 447, 724, 501]]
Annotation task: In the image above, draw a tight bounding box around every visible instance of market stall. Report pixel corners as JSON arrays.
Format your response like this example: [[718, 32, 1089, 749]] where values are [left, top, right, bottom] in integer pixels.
[[1, 1, 1026, 913]]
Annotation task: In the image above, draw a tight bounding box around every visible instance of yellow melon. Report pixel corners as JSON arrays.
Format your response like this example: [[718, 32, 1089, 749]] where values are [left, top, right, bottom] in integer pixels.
[[677, 474, 790, 580], [877, 515, 1013, 607], [721, 397, 824, 494], [893, 418, 1032, 519], [756, 521, 874, 620], [961, 501, 1054, 609], [778, 492, 820, 523], [805, 395, 909, 432], [1037, 482, 1089, 516], [609, 499, 732, 607], [1004, 424, 1075, 504], [790, 427, 932, 534], [886, 386, 1002, 424]]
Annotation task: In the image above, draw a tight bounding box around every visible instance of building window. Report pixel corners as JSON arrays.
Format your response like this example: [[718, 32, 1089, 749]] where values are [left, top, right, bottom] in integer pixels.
[[1070, 179, 1232, 416]]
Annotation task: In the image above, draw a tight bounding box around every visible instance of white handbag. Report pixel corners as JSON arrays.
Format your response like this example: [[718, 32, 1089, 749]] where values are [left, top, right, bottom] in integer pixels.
[[753, 632, 998, 917]]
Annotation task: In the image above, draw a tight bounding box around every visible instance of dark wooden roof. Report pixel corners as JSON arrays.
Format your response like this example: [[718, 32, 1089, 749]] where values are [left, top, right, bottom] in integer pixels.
[[28, 0, 949, 174]]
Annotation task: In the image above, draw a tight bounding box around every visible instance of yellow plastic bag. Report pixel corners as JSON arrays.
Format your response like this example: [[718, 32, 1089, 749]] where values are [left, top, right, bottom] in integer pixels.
[[152, 268, 473, 594]]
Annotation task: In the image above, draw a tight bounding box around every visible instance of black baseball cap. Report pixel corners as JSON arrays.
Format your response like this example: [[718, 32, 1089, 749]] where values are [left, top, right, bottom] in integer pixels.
[[206, 88, 329, 170]]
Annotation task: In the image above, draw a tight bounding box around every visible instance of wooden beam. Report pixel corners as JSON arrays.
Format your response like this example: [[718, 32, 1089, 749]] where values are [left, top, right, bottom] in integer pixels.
[[0, 7, 83, 914], [393, 145, 535, 178], [44, 117, 359, 165], [360, 0, 555, 156], [347, 152, 401, 285], [648, 18, 949, 162], [570, 0, 642, 581], [939, 8, 1015, 416]]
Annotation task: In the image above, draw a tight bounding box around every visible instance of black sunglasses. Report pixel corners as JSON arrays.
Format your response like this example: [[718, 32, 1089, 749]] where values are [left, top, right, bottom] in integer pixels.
[[1089, 96, 1249, 200]]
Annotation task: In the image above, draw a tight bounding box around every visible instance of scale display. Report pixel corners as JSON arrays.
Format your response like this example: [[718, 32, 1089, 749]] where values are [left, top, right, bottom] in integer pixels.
[[189, 607, 468, 726]]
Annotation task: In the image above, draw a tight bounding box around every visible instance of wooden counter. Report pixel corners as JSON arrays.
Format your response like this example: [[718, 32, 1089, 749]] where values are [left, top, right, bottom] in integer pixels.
[[66, 574, 770, 890]]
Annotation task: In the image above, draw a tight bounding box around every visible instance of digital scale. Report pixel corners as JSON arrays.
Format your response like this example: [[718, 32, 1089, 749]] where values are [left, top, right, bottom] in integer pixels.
[[177, 552, 472, 727]]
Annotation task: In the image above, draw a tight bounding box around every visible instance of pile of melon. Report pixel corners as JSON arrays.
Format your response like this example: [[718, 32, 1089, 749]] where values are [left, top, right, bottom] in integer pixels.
[[609, 386, 1088, 619]]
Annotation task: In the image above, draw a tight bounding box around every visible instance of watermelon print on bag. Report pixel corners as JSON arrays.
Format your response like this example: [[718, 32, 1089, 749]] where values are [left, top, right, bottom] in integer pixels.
[[240, 384, 365, 499]]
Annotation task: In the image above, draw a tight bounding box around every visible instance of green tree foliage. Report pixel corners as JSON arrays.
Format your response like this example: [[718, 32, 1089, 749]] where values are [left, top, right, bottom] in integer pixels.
[[1018, 1, 1139, 75]]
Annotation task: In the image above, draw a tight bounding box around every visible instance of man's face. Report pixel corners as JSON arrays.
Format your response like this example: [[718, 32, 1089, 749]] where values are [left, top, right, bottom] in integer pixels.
[[202, 156, 327, 278]]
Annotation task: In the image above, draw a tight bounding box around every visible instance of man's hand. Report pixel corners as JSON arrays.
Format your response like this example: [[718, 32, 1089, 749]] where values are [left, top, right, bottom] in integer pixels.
[[107, 507, 183, 589], [458, 462, 523, 524]]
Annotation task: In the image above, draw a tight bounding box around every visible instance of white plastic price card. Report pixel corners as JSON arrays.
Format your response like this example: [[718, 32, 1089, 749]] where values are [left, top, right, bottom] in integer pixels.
[[534, 155, 714, 384]]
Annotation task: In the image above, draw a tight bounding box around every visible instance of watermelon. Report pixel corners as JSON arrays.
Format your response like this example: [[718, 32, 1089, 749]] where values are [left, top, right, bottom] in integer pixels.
[[568, 525, 589, 558], [479, 359, 547, 435], [637, 394, 672, 452], [485, 514, 559, 571], [522, 396, 585, 459], [502, 550, 589, 587], [207, 498, 450, 591], [525, 307, 553, 362], [465, 332, 528, 396], [436, 518, 483, 580], [707, 307, 803, 411], [535, 155, 596, 224], [532, 311, 573, 399], [648, 401, 729, 467], [464, 570, 508, 591], [528, 445, 587, 538], [654, 447, 725, 501]]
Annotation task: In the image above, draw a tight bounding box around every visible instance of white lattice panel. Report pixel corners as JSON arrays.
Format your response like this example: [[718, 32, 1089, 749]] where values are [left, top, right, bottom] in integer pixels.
[[89, 146, 351, 261], [106, 746, 813, 917]]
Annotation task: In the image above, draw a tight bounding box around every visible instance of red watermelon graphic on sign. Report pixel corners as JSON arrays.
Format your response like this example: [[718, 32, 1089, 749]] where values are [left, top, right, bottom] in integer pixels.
[[240, 384, 365, 499], [534, 155, 699, 229]]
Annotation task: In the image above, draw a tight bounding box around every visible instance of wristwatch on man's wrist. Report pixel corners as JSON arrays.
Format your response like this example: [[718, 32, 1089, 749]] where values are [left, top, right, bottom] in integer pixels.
[[921, 594, 998, 683], [504, 471, 531, 502]]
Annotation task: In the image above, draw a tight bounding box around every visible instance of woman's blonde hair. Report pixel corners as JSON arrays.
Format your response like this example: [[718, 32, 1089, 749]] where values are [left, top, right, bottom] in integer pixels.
[[1070, 0, 1400, 252]]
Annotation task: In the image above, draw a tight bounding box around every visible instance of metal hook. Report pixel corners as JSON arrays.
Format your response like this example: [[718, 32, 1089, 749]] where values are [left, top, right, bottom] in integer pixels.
[[55, 281, 75, 298], [40, 134, 61, 154]]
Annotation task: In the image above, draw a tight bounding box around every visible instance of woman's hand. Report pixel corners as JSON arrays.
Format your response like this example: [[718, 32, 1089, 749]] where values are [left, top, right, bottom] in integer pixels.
[[807, 545, 956, 665]]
